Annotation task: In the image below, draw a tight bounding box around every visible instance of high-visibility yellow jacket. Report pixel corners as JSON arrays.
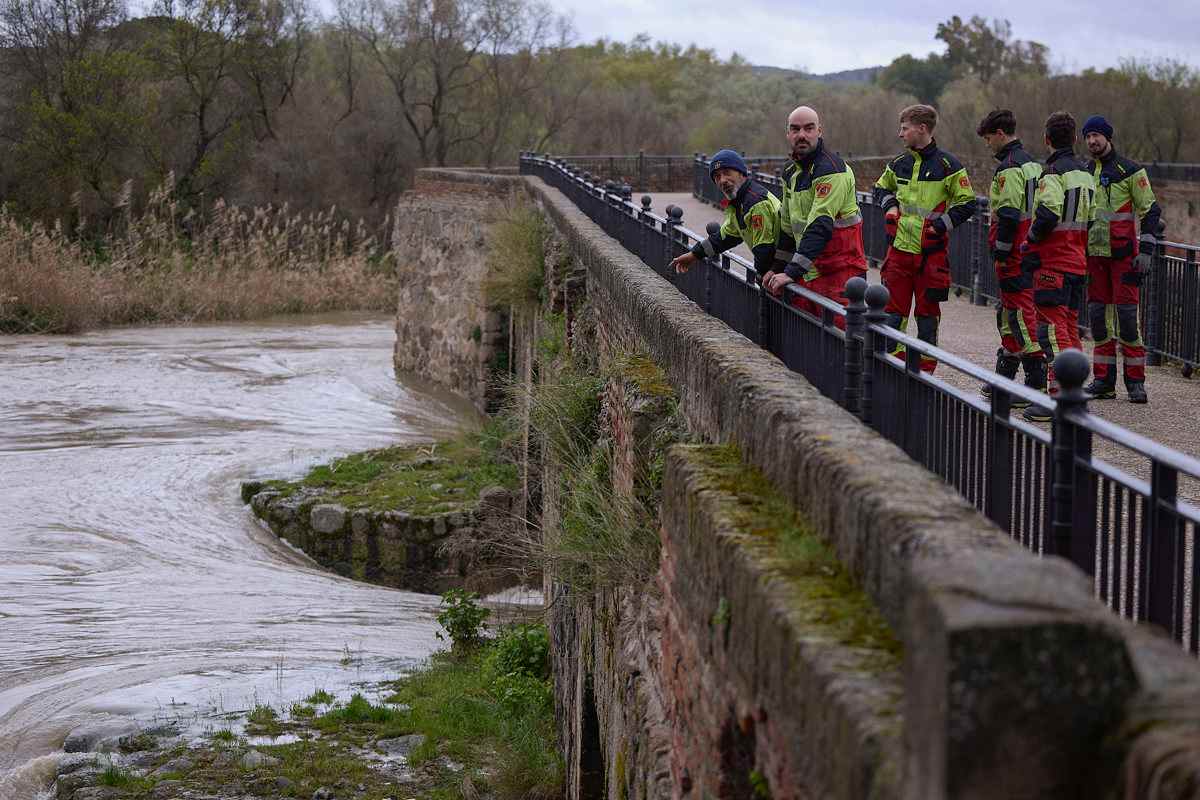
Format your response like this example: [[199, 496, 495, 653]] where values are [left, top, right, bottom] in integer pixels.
[[775, 138, 866, 281], [1087, 149, 1163, 259], [872, 140, 977, 255]]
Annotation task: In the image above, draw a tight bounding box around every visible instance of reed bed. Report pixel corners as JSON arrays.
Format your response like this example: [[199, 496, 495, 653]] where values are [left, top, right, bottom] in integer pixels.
[[0, 177, 398, 333]]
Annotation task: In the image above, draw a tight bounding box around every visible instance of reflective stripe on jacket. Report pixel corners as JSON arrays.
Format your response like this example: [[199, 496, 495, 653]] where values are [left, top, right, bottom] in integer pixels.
[[872, 140, 977, 255], [776, 138, 866, 280]]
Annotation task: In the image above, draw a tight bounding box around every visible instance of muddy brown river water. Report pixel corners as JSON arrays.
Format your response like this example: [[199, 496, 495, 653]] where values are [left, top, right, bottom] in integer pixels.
[[0, 313, 472, 798]]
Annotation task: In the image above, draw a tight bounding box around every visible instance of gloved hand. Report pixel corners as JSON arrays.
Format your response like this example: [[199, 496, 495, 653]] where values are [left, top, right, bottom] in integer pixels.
[[884, 207, 899, 240], [1135, 235, 1156, 275], [922, 218, 949, 252]]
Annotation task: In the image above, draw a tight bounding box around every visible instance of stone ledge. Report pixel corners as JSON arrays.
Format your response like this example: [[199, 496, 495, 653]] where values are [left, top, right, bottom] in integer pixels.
[[242, 484, 517, 595], [661, 445, 904, 799]]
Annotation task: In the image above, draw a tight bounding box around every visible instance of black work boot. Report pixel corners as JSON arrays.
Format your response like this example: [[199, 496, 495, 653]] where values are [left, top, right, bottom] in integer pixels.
[[1084, 379, 1116, 399], [982, 349, 1023, 404], [1126, 381, 1148, 404]]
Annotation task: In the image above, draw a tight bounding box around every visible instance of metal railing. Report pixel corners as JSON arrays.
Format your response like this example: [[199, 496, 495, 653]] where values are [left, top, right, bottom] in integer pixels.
[[691, 155, 1200, 372], [521, 151, 1200, 654]]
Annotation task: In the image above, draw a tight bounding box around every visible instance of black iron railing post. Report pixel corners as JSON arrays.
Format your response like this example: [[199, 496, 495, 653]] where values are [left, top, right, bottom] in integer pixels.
[[639, 195, 652, 265], [704, 222, 720, 315], [665, 205, 683, 281], [1147, 459, 1181, 635], [754, 267, 767, 349], [862, 284, 891, 427], [1146, 244, 1165, 367], [1049, 350, 1095, 570], [844, 277, 868, 415], [986, 377, 1015, 535]]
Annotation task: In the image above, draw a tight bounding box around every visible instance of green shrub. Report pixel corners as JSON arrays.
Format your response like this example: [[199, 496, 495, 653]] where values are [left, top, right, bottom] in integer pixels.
[[435, 589, 491, 653], [491, 671, 553, 720], [485, 624, 550, 681]]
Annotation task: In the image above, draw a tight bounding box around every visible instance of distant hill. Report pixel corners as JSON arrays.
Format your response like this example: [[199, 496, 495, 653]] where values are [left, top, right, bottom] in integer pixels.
[[750, 65, 883, 84]]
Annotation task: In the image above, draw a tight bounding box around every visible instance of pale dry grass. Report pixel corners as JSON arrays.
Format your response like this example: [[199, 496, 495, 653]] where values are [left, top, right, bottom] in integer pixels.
[[0, 176, 397, 333]]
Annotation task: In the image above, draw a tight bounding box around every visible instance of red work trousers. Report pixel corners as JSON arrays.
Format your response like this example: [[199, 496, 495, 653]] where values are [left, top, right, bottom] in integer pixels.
[[995, 260, 1041, 358], [787, 264, 868, 331], [1032, 267, 1085, 396], [882, 247, 950, 373], [1086, 255, 1146, 383]]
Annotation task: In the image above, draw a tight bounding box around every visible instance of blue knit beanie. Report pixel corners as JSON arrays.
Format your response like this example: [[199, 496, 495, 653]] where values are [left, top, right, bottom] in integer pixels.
[[1082, 115, 1114, 140], [709, 149, 749, 181]]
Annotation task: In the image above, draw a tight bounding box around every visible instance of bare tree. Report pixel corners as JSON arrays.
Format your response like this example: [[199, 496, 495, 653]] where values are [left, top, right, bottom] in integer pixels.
[[0, 0, 127, 111], [340, 0, 490, 166], [240, 0, 311, 141]]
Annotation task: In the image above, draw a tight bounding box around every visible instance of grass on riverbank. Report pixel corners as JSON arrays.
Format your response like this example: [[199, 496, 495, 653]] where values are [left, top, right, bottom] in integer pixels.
[[257, 423, 518, 515], [68, 621, 560, 800], [0, 184, 397, 334]]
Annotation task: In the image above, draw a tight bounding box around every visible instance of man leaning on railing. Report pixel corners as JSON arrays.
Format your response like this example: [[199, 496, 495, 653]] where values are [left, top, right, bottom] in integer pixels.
[[760, 105, 868, 330], [669, 150, 780, 280]]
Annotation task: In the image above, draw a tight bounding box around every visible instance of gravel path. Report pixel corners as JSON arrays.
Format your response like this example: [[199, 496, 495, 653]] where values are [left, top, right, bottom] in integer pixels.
[[654, 192, 1200, 506]]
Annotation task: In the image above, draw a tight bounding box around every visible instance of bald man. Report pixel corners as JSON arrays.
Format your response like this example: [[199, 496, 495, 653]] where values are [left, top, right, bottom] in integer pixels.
[[763, 106, 867, 328]]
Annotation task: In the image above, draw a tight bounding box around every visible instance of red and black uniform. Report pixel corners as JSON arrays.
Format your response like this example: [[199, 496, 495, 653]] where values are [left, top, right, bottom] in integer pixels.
[[1086, 148, 1164, 389], [987, 139, 1045, 390], [873, 140, 977, 372], [774, 138, 867, 329], [1021, 147, 1094, 396]]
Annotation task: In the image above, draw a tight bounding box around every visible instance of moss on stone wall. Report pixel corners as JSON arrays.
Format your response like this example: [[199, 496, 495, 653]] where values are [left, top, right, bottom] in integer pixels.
[[679, 443, 902, 664]]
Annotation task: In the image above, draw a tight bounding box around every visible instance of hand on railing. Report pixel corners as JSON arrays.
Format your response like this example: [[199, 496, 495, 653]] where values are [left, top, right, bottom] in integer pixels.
[[670, 252, 698, 274], [763, 272, 794, 297]]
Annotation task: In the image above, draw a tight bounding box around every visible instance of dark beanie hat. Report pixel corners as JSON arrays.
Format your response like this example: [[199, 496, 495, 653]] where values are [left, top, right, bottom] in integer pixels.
[[709, 149, 749, 180], [1082, 115, 1114, 140]]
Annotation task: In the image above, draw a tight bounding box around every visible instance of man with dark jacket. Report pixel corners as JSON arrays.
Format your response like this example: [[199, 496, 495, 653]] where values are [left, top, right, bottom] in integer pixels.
[[873, 104, 977, 372], [977, 109, 1045, 403], [1081, 115, 1165, 404], [670, 149, 779, 281]]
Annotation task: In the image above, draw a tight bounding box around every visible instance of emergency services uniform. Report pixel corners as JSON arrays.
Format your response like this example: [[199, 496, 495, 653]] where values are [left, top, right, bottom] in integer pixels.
[[774, 138, 866, 326], [1086, 148, 1163, 397], [690, 150, 780, 279], [873, 141, 977, 372], [988, 139, 1045, 392], [1020, 147, 1093, 397]]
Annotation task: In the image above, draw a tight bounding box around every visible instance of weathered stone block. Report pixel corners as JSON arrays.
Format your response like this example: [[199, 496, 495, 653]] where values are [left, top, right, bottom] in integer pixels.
[[310, 504, 347, 535]]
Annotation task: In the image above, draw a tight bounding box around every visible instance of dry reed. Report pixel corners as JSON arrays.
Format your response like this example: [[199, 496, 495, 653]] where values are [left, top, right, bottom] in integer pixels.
[[0, 176, 397, 333]]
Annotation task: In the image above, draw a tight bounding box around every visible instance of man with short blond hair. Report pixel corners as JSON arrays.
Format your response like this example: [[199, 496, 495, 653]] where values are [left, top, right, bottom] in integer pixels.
[[873, 103, 977, 372]]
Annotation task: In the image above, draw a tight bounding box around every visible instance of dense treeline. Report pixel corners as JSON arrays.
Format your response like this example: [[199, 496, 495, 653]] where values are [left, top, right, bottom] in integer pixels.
[[2, 0, 1198, 230]]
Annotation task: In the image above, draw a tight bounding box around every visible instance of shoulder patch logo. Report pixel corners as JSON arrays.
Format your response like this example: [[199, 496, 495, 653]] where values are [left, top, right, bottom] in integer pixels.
[[997, 175, 1006, 190], [750, 214, 763, 230], [959, 175, 971, 189], [815, 183, 831, 198], [1138, 175, 1150, 189]]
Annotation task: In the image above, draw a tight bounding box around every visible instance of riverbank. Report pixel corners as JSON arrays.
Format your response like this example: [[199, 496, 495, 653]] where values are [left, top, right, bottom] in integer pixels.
[[52, 612, 558, 800], [0, 197, 396, 334]]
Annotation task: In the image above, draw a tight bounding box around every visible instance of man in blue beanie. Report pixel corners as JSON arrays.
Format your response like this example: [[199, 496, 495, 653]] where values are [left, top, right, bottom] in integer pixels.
[[669, 149, 780, 280], [1081, 114, 1165, 404]]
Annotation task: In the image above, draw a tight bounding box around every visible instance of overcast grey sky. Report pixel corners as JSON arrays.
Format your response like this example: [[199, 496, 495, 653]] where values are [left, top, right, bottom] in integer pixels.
[[550, 0, 1200, 74]]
